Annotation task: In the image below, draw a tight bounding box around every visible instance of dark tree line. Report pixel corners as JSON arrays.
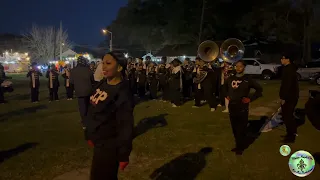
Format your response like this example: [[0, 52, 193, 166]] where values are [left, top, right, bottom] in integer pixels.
[[106, 0, 320, 61]]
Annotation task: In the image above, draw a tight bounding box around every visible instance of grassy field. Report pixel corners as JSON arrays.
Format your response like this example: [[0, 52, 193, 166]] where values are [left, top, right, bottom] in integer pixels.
[[0, 74, 319, 180]]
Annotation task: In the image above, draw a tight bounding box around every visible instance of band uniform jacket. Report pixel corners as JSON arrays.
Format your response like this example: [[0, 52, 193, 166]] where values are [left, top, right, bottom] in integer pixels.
[[147, 67, 158, 85], [46, 70, 60, 88], [157, 64, 168, 85], [27, 70, 43, 88], [168, 66, 182, 90], [224, 74, 263, 107], [193, 67, 217, 92], [183, 64, 194, 82], [279, 63, 299, 102], [62, 68, 72, 87], [86, 80, 134, 162], [136, 69, 147, 85]]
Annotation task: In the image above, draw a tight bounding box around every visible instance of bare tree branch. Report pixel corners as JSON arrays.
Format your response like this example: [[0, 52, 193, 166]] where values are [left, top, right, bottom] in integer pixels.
[[23, 24, 71, 63]]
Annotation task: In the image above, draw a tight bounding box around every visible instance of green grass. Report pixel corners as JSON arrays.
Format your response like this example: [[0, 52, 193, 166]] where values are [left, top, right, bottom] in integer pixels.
[[0, 74, 319, 180]]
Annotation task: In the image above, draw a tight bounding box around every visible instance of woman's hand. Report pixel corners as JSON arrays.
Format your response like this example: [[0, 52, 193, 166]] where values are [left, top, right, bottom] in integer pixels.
[[242, 97, 251, 104], [119, 162, 129, 170], [87, 140, 94, 147]]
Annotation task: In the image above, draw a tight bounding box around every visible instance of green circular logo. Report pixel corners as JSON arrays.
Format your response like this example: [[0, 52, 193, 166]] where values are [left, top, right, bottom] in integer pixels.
[[288, 150, 315, 177], [279, 145, 291, 156]]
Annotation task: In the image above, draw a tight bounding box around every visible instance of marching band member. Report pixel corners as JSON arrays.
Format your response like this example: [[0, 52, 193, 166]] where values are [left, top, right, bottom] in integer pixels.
[[46, 64, 60, 102], [168, 59, 182, 107], [27, 62, 42, 103], [86, 51, 134, 179], [221, 61, 232, 113], [182, 58, 194, 100], [136, 64, 147, 98], [62, 64, 74, 100], [127, 61, 137, 95], [224, 60, 262, 155], [147, 62, 158, 99], [157, 56, 170, 101], [192, 58, 217, 112]]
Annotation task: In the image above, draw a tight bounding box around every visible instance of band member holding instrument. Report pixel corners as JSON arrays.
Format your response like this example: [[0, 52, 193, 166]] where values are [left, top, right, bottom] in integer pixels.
[[182, 58, 194, 100], [192, 58, 217, 112], [279, 53, 299, 143], [46, 64, 60, 102], [168, 59, 182, 107], [86, 51, 134, 179], [62, 64, 74, 100], [148, 62, 158, 100], [27, 62, 42, 103], [136, 64, 147, 98], [224, 60, 262, 155]]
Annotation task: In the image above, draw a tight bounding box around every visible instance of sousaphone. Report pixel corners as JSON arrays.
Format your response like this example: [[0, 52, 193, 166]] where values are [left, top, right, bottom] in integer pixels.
[[198, 38, 245, 63]]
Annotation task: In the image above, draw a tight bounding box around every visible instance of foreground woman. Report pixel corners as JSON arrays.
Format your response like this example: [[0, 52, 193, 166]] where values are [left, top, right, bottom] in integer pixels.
[[86, 51, 134, 180], [224, 60, 262, 155]]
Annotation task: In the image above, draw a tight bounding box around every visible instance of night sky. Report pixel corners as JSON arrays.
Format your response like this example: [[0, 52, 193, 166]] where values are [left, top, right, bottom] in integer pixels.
[[0, 0, 128, 46]]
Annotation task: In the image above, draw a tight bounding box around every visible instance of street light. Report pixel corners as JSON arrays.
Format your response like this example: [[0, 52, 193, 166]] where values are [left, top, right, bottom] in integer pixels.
[[102, 29, 113, 52]]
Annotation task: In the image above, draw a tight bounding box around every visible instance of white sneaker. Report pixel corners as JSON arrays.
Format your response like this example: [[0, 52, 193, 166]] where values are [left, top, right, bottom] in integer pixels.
[[222, 109, 229, 113], [172, 104, 177, 107], [210, 108, 216, 112], [217, 104, 222, 107]]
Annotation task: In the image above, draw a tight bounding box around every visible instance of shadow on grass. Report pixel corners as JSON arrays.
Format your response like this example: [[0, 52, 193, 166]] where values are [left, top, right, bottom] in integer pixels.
[[150, 147, 212, 180], [0, 105, 48, 122], [0, 143, 38, 164], [245, 116, 267, 151], [134, 113, 168, 138]]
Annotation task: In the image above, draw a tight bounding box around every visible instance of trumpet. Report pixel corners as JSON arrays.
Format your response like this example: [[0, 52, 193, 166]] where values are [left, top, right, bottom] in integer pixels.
[[198, 38, 245, 63]]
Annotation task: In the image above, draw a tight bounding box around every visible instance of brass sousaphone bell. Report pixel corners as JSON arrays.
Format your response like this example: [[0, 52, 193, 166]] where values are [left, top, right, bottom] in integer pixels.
[[198, 38, 245, 63]]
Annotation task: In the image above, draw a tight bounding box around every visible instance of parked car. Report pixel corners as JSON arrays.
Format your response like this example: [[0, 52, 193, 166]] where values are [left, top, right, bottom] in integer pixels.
[[241, 58, 281, 80], [309, 72, 320, 85], [296, 61, 320, 80]]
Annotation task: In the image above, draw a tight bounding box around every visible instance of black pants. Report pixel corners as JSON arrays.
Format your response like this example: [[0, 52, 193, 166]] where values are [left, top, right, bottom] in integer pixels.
[[229, 103, 249, 150], [0, 87, 4, 103], [160, 83, 170, 101], [149, 82, 158, 99], [137, 84, 145, 98], [31, 87, 39, 102], [281, 100, 298, 136], [194, 86, 216, 108], [170, 88, 181, 106], [183, 79, 193, 99], [78, 96, 90, 125], [49, 87, 59, 101], [65, 86, 74, 99], [194, 87, 203, 106], [90, 144, 119, 180]]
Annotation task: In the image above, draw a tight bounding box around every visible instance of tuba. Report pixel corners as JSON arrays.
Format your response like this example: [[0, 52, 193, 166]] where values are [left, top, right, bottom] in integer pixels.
[[198, 38, 245, 63]]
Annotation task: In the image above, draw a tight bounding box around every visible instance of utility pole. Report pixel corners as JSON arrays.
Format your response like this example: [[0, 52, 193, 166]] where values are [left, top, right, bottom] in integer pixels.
[[198, 0, 206, 45]]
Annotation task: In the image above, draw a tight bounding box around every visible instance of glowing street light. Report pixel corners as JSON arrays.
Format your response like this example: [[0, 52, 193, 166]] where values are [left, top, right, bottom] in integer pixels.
[[102, 29, 113, 51], [124, 53, 129, 58]]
